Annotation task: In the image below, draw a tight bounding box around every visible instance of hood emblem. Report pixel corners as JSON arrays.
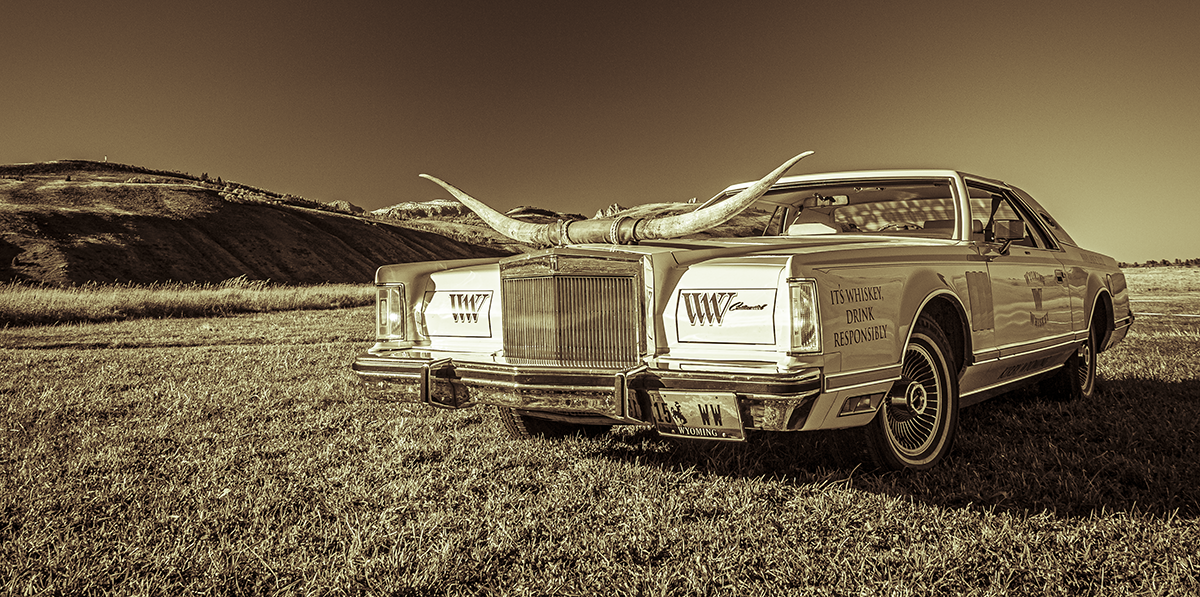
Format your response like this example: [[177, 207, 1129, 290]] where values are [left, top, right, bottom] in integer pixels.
[[419, 151, 814, 247]]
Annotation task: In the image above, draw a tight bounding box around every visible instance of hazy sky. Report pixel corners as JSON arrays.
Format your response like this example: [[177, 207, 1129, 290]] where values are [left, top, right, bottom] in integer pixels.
[[4, 0, 1197, 263]]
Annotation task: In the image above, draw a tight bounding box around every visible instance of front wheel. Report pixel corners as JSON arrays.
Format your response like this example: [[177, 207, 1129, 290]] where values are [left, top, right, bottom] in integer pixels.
[[864, 314, 959, 471]]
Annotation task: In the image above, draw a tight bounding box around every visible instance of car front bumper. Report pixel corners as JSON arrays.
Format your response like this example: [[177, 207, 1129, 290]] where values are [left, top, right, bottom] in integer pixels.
[[351, 350, 830, 432]]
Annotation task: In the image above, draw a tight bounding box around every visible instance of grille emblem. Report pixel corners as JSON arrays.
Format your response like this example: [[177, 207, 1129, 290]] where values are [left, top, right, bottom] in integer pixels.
[[449, 293, 490, 323], [681, 292, 737, 326]]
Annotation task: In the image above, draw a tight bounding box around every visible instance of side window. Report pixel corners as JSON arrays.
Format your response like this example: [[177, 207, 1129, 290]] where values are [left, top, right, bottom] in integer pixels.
[[1011, 187, 1077, 246], [761, 206, 788, 236], [967, 184, 1058, 250]]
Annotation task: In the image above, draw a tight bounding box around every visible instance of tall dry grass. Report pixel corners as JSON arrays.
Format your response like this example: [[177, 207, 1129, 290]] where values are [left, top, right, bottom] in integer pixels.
[[0, 276, 373, 327]]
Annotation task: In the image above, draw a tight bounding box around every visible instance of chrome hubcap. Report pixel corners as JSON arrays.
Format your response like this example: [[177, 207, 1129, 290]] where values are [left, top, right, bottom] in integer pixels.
[[885, 342, 944, 456], [888, 380, 929, 420], [1077, 332, 1095, 391], [906, 381, 929, 415]]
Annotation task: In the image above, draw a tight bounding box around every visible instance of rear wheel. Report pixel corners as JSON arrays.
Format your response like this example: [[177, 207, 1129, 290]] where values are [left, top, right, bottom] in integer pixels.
[[1042, 323, 1098, 401], [864, 314, 959, 471], [496, 407, 613, 439]]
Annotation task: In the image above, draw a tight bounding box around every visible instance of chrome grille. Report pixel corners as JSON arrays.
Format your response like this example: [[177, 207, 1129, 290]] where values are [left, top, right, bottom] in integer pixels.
[[501, 252, 643, 369]]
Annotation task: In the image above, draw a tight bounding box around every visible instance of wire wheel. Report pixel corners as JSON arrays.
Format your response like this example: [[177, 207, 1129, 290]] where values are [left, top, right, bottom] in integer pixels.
[[1039, 320, 1098, 401], [865, 314, 959, 471], [885, 343, 944, 457], [1073, 325, 1097, 398]]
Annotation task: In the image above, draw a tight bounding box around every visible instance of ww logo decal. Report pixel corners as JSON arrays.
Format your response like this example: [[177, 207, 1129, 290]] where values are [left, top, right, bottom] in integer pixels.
[[681, 292, 737, 326], [449, 293, 490, 323]]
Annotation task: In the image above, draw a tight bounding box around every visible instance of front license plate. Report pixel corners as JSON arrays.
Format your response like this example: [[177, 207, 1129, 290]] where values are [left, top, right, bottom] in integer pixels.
[[649, 390, 744, 441]]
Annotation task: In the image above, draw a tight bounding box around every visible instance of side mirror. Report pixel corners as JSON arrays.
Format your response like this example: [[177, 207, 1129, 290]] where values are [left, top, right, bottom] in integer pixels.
[[982, 220, 1025, 259], [994, 220, 1025, 242]]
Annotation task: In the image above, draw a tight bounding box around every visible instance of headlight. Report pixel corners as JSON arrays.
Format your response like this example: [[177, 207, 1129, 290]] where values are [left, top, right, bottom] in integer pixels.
[[789, 278, 820, 353], [376, 284, 407, 342]]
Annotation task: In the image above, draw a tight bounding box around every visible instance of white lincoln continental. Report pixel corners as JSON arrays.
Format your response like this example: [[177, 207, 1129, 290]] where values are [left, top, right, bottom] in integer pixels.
[[352, 152, 1133, 470]]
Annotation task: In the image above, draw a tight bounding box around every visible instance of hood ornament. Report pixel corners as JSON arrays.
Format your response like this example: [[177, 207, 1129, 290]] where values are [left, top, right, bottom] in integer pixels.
[[419, 151, 814, 247]]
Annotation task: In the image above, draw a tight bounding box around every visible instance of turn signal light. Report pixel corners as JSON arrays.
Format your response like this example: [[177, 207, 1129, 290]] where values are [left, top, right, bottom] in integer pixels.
[[376, 284, 408, 343], [789, 278, 821, 353], [839, 393, 880, 416]]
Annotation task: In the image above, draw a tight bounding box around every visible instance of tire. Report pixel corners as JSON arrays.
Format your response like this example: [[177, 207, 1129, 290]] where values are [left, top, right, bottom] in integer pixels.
[[864, 314, 959, 471], [495, 407, 612, 440], [1042, 323, 1098, 401]]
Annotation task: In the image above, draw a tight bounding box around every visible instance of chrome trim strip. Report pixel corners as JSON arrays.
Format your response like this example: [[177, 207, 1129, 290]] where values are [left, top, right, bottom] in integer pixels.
[[996, 336, 1079, 360], [824, 363, 902, 393], [826, 375, 901, 394], [961, 363, 1063, 399], [991, 331, 1077, 355], [971, 350, 1001, 365], [739, 388, 823, 402], [973, 336, 1077, 365]]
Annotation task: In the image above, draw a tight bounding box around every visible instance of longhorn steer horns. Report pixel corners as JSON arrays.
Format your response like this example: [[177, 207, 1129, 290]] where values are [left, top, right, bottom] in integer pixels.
[[419, 150, 814, 247]]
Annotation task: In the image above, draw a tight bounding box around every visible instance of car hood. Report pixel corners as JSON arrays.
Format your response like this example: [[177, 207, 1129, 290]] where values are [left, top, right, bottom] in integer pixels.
[[568, 235, 962, 267]]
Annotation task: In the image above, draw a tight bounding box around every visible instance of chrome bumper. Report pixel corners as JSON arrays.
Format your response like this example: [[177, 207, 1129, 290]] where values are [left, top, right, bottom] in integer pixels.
[[351, 350, 823, 431]]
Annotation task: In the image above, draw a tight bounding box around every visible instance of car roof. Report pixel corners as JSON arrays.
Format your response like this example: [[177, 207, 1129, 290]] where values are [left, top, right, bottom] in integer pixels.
[[719, 169, 1006, 194]]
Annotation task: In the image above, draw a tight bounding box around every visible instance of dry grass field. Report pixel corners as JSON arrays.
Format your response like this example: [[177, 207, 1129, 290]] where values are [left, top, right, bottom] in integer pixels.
[[0, 277, 374, 328], [1, 269, 1197, 595]]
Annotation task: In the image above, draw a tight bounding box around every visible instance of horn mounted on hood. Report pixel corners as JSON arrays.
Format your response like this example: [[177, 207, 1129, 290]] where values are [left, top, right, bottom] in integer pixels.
[[419, 151, 814, 247]]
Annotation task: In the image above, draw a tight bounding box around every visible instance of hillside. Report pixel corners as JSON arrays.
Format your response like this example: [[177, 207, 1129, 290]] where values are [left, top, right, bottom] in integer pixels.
[[0, 161, 515, 286]]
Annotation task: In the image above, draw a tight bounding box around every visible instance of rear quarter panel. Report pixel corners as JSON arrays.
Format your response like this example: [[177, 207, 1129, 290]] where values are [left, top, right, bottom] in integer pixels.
[[1057, 244, 1130, 346]]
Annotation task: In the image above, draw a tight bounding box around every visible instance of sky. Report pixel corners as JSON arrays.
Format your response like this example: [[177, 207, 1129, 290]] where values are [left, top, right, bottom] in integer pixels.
[[3, 0, 1197, 264]]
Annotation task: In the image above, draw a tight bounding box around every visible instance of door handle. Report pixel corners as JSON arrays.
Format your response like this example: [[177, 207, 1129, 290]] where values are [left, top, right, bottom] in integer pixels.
[[1055, 270, 1065, 284]]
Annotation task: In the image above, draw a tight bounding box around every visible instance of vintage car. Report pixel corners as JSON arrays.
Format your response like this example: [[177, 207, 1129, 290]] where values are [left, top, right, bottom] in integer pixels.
[[351, 152, 1134, 470]]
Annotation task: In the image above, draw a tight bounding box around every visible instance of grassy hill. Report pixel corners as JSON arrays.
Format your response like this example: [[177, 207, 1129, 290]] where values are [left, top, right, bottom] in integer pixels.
[[0, 161, 517, 285]]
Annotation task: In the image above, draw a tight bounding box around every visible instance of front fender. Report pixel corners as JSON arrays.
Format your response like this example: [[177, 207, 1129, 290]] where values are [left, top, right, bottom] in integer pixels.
[[814, 266, 963, 375]]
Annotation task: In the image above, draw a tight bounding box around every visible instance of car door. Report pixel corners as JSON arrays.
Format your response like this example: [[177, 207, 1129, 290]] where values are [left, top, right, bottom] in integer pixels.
[[968, 182, 1073, 378], [1009, 186, 1091, 334]]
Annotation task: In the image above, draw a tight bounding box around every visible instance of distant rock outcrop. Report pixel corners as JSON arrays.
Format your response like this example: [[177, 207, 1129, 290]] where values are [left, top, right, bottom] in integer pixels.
[[594, 203, 626, 218], [328, 200, 365, 215], [371, 199, 471, 219]]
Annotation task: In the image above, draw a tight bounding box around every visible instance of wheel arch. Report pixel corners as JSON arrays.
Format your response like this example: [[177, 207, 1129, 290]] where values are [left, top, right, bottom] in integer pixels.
[[1089, 288, 1115, 354], [908, 290, 972, 379], [865, 301, 961, 471]]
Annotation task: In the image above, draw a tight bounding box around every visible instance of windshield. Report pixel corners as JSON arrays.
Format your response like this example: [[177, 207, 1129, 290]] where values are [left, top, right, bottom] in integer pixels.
[[755, 181, 961, 239]]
